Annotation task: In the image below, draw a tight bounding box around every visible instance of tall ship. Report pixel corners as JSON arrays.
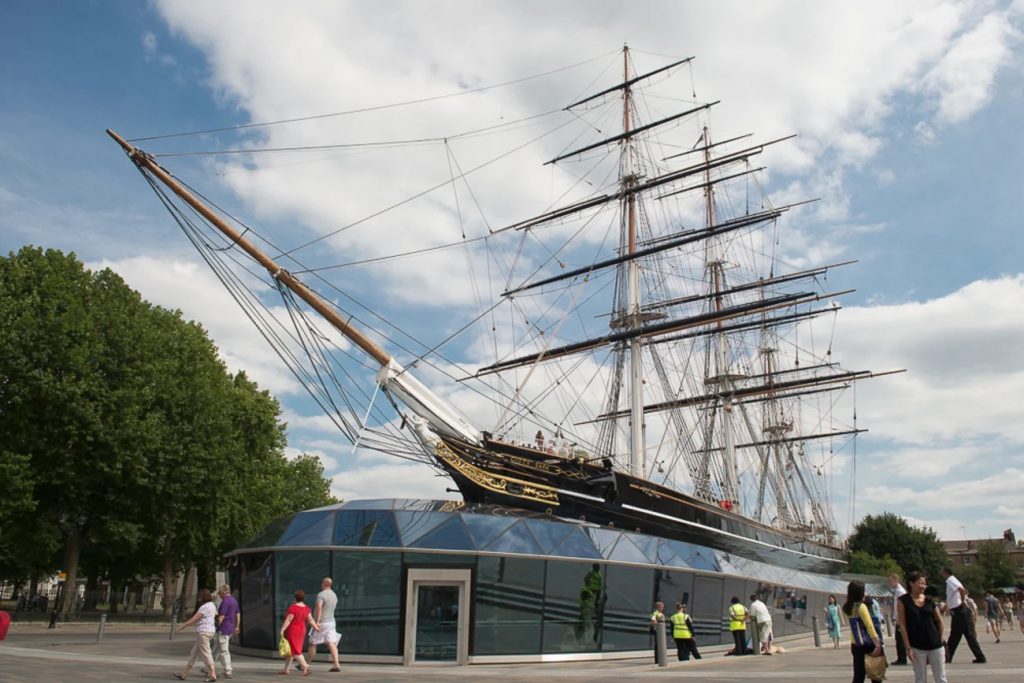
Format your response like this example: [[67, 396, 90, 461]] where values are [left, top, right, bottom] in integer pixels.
[[109, 47, 897, 574]]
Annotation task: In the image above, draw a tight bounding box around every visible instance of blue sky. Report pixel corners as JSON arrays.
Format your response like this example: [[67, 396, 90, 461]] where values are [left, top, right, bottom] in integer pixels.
[[3, 0, 1023, 544]]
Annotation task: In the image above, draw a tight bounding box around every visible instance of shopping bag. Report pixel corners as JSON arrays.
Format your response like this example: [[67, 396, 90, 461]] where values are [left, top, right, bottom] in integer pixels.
[[864, 653, 887, 681], [278, 635, 291, 658]]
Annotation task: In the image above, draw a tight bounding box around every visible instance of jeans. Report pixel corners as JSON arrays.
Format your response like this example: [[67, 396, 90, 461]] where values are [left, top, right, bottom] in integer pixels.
[[911, 647, 947, 683]]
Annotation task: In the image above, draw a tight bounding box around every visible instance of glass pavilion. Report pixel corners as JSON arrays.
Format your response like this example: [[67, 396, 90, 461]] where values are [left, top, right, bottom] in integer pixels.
[[228, 499, 877, 664]]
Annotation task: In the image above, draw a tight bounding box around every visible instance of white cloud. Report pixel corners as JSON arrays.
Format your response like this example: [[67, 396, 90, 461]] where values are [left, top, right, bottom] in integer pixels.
[[921, 11, 1019, 125], [330, 462, 454, 502]]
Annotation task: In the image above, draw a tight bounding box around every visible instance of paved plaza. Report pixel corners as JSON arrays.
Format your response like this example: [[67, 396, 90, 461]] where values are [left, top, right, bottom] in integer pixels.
[[1, 621, 1022, 682]]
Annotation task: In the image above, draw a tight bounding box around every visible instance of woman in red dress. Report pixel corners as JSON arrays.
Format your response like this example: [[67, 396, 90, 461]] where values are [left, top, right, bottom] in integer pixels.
[[280, 589, 319, 675]]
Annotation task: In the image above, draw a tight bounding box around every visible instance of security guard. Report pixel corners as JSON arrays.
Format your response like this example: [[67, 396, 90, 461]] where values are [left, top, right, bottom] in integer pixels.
[[670, 602, 701, 661], [728, 596, 749, 655]]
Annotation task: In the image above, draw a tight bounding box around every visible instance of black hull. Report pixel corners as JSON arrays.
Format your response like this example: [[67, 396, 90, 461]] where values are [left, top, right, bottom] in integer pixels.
[[433, 436, 846, 574]]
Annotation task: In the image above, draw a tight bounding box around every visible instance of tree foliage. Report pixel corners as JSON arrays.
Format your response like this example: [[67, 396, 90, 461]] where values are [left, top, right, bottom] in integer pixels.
[[0, 246, 336, 612], [956, 541, 1018, 593], [846, 550, 903, 577], [847, 512, 949, 579]]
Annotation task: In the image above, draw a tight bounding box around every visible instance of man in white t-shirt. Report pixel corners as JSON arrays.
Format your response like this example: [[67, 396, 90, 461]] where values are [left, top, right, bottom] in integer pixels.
[[887, 573, 908, 666], [942, 567, 986, 664], [748, 594, 773, 654], [307, 577, 342, 672]]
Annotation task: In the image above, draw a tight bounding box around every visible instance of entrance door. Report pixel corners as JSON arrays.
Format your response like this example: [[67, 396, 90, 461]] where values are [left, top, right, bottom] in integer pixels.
[[404, 569, 471, 665]]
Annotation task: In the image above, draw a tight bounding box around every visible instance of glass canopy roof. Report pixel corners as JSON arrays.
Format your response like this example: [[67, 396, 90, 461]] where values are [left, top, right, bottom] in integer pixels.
[[235, 499, 879, 595]]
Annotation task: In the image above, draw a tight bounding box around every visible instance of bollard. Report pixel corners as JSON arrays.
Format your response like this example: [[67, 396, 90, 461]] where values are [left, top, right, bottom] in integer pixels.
[[884, 612, 892, 637], [97, 614, 107, 642], [48, 609, 58, 630], [169, 615, 177, 640], [655, 617, 668, 667], [811, 614, 821, 647]]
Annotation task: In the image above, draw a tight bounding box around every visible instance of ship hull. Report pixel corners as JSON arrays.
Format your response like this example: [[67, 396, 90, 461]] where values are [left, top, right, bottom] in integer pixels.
[[433, 435, 846, 574]]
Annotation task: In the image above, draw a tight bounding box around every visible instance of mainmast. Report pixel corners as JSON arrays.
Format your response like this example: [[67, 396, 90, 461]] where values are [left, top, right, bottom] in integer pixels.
[[622, 46, 646, 479], [701, 126, 741, 509]]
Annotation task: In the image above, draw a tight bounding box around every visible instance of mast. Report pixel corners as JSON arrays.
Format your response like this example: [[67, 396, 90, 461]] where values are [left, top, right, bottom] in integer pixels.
[[702, 126, 740, 508], [622, 46, 645, 478], [106, 129, 480, 445]]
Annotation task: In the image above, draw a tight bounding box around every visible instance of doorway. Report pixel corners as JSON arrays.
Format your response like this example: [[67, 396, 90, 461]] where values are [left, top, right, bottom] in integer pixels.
[[403, 568, 471, 665]]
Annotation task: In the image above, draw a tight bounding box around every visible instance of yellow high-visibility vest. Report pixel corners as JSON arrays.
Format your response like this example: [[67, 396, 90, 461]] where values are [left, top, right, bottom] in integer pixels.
[[729, 603, 747, 631], [670, 612, 692, 639]]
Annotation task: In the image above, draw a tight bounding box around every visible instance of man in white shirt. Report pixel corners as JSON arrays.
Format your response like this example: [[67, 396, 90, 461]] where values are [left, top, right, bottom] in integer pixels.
[[942, 567, 986, 664], [748, 594, 773, 654], [887, 573, 908, 666], [307, 577, 342, 672]]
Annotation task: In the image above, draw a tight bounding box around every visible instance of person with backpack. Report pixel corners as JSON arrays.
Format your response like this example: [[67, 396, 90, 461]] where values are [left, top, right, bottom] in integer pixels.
[[843, 581, 884, 683]]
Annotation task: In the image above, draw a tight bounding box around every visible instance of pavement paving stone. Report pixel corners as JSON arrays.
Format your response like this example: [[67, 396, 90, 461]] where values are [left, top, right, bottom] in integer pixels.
[[1, 621, 1022, 682]]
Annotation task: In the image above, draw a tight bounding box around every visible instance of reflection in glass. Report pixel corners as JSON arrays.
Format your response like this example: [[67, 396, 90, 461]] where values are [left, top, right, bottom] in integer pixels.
[[408, 517, 474, 551], [240, 552, 275, 648], [474, 557, 543, 655], [415, 584, 459, 661], [333, 510, 400, 547], [601, 564, 652, 652], [278, 510, 336, 546], [275, 551, 330, 628], [334, 551, 402, 655], [542, 560, 600, 653]]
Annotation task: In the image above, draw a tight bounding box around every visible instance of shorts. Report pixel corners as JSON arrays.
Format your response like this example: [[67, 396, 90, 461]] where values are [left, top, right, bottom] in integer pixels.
[[757, 621, 773, 644], [309, 620, 341, 646]]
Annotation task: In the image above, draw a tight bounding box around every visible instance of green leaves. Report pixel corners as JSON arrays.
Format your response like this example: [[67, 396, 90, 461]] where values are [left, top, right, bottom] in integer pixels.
[[0, 246, 335, 593], [847, 512, 949, 580]]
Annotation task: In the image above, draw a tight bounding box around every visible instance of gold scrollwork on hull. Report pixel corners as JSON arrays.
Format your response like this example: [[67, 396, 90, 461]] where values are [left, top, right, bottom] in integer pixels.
[[501, 453, 587, 480], [435, 442, 560, 507]]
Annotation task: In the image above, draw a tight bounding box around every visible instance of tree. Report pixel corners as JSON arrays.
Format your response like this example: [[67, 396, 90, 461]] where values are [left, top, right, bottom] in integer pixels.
[[846, 550, 903, 577], [972, 541, 1017, 590], [847, 512, 949, 579], [0, 246, 337, 616]]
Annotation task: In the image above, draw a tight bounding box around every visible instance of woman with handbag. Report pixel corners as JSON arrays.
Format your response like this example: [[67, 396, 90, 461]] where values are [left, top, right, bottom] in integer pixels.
[[843, 581, 885, 683], [897, 571, 946, 683], [279, 589, 319, 676]]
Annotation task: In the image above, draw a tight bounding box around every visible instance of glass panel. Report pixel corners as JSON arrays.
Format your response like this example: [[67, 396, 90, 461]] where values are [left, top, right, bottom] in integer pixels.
[[484, 521, 543, 555], [474, 557, 544, 655], [274, 551, 330, 629], [550, 528, 602, 560], [277, 510, 336, 546], [542, 560, 600, 653], [334, 551, 402, 655], [244, 514, 293, 548], [408, 517, 474, 551], [607, 536, 652, 565], [629, 534, 660, 564], [585, 527, 623, 557], [691, 575, 725, 645], [600, 564, 653, 652], [687, 546, 720, 572], [654, 569, 693, 611], [239, 552, 275, 648], [656, 540, 688, 568], [394, 511, 451, 545], [523, 518, 573, 555], [333, 510, 401, 547], [339, 498, 396, 510], [463, 513, 517, 549], [415, 584, 459, 661]]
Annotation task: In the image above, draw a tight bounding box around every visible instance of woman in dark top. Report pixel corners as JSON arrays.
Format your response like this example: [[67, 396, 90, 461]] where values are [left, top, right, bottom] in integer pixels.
[[897, 571, 946, 683]]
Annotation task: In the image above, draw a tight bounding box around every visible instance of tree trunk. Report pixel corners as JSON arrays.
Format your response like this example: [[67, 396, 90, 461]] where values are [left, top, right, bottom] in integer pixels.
[[179, 564, 196, 616], [161, 557, 175, 617], [58, 526, 83, 616], [29, 570, 39, 598], [83, 566, 99, 611]]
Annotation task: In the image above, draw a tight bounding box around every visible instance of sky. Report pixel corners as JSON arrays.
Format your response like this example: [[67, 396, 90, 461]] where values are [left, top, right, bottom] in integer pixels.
[[2, 0, 1023, 545]]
